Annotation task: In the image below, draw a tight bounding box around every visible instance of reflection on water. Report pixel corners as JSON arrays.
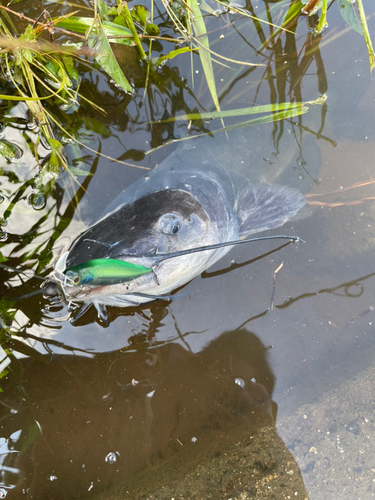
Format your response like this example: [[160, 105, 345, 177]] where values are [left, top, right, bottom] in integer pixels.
[[0, 329, 307, 499], [1, 0, 375, 498]]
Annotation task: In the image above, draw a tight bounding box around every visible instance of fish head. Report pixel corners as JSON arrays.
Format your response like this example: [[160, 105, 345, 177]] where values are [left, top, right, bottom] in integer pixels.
[[55, 189, 223, 305]]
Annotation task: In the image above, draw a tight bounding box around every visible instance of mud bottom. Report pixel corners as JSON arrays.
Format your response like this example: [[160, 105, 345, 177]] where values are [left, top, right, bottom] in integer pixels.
[[102, 424, 308, 500]]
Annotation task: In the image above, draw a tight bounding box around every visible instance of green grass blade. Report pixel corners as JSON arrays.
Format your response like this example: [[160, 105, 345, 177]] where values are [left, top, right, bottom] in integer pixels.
[[54, 17, 135, 45], [316, 0, 328, 34], [117, 1, 146, 58], [188, 0, 221, 113], [147, 104, 315, 153], [210, 106, 310, 133], [356, 0, 375, 72], [153, 97, 324, 122], [154, 46, 198, 66]]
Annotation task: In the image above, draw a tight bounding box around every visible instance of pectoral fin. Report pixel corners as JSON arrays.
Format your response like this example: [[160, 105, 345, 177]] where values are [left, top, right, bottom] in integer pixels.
[[237, 184, 307, 239]]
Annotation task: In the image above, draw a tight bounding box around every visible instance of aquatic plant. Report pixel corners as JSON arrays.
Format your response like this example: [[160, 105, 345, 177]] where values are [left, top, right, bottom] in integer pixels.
[[1, 0, 359, 186]]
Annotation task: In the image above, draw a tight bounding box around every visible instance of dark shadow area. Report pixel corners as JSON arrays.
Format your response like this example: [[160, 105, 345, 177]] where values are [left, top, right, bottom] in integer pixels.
[[0, 329, 308, 499]]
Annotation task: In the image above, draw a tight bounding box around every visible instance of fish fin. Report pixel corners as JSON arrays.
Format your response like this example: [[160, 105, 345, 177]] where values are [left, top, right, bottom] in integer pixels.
[[237, 184, 307, 238], [93, 301, 108, 322], [131, 290, 193, 300], [286, 204, 313, 222], [71, 302, 92, 324], [110, 295, 142, 306]]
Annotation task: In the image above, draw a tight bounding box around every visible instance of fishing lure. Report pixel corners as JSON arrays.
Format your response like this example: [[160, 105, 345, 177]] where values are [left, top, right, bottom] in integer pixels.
[[64, 258, 153, 287]]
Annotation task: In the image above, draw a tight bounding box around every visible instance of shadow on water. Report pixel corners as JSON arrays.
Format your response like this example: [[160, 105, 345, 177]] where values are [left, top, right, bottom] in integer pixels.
[[0, 329, 308, 499]]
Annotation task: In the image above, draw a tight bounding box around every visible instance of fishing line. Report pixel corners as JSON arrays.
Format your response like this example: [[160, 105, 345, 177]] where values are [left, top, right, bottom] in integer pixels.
[[143, 235, 304, 263], [84, 234, 303, 266]]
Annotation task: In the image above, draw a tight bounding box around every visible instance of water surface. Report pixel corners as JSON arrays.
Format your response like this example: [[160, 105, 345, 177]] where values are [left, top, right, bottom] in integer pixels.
[[1, 0, 375, 498]]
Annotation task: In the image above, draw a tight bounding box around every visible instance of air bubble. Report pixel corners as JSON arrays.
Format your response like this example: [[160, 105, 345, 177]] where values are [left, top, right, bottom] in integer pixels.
[[49, 475, 58, 481], [0, 230, 7, 242], [61, 136, 74, 145], [235, 378, 245, 388], [28, 193, 46, 211], [299, 173, 305, 180], [191, 437, 197, 443], [27, 121, 38, 131], [59, 99, 80, 113], [105, 451, 119, 464], [0, 140, 23, 162]]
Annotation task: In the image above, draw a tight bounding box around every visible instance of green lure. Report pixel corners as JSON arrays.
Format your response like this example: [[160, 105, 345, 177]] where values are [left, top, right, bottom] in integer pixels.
[[64, 258, 152, 287]]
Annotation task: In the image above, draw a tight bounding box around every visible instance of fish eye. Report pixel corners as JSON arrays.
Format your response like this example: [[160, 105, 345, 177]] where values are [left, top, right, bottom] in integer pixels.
[[73, 276, 82, 285], [159, 214, 182, 235]]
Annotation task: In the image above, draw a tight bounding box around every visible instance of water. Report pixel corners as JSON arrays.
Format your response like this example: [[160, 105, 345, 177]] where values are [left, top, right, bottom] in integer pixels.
[[1, 0, 375, 498]]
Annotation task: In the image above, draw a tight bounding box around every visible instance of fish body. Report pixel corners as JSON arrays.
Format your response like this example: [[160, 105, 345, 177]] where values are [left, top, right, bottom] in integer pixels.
[[55, 136, 308, 311]]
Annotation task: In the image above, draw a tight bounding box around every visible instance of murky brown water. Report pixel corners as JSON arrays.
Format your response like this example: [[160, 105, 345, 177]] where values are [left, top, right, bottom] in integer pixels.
[[1, 0, 375, 498]]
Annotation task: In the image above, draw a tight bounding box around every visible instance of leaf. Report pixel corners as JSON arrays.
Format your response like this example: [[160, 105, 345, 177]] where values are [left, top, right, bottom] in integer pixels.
[[61, 55, 80, 84], [132, 5, 150, 25], [41, 151, 60, 174], [146, 23, 160, 36], [98, 0, 109, 17], [20, 24, 35, 42], [15, 47, 33, 66], [0, 140, 18, 161], [47, 138, 63, 150], [0, 298, 17, 325], [88, 32, 133, 94], [154, 46, 197, 66], [64, 62, 80, 85], [170, 0, 186, 20], [36, 168, 59, 191], [113, 15, 127, 27], [338, 0, 363, 35], [81, 117, 111, 136], [199, 0, 218, 16], [69, 166, 93, 176], [16, 424, 42, 453], [0, 253, 8, 263], [54, 17, 135, 46], [45, 60, 60, 78]]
